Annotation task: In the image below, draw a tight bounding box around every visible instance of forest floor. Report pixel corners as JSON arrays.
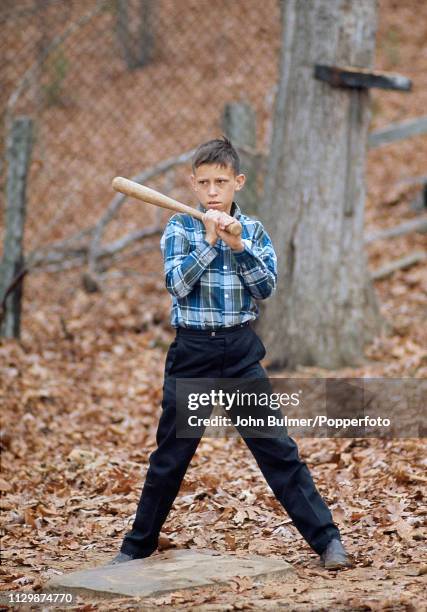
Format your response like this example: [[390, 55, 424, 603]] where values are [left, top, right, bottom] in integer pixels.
[[2, 0, 427, 610]]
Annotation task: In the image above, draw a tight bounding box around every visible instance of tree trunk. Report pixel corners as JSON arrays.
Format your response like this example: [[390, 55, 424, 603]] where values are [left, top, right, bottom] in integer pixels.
[[222, 102, 259, 217], [258, 0, 383, 370], [116, 0, 155, 70]]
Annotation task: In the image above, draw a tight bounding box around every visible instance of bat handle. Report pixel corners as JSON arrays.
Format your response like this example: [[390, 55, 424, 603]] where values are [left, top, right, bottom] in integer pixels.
[[224, 220, 242, 236], [184, 208, 242, 236], [213, 217, 242, 236]]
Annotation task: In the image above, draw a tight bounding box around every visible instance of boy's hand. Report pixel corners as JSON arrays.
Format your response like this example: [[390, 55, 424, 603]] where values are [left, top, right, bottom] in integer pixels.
[[202, 210, 222, 246], [216, 212, 245, 252], [216, 212, 236, 231], [202, 210, 244, 251], [215, 212, 244, 251], [216, 226, 244, 252]]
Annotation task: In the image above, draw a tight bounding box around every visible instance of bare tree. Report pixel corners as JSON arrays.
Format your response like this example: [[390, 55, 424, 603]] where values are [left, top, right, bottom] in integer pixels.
[[0, 117, 33, 338], [258, 0, 383, 370], [116, 0, 155, 70]]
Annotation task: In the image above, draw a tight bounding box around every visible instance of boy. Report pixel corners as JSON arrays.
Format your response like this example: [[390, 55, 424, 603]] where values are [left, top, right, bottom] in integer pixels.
[[110, 137, 351, 570]]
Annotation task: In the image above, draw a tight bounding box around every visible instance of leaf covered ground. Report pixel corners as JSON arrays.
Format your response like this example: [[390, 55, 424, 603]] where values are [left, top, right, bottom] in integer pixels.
[[1, 239, 426, 610], [1, 0, 427, 609]]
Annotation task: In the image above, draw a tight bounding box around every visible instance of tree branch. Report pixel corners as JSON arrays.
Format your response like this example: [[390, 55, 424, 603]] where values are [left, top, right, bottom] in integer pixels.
[[371, 251, 427, 280], [88, 147, 196, 273], [365, 216, 427, 243], [27, 224, 161, 270]]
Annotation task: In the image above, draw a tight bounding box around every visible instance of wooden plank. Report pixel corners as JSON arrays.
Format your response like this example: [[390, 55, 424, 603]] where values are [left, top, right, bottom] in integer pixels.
[[371, 251, 427, 281], [365, 217, 427, 244], [368, 115, 427, 148], [314, 64, 412, 91]]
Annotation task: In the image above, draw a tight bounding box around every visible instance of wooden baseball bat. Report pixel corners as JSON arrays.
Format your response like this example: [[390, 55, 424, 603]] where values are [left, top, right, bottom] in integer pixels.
[[111, 176, 242, 236]]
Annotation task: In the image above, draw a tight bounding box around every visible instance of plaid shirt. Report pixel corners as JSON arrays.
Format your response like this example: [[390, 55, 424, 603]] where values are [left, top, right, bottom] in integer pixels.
[[160, 202, 277, 329]]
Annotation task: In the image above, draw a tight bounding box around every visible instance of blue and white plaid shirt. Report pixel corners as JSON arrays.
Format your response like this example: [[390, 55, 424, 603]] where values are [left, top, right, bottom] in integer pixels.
[[160, 202, 277, 329]]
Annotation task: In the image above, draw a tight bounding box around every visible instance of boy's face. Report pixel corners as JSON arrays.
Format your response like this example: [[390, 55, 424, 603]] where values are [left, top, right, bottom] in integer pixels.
[[190, 163, 245, 215]]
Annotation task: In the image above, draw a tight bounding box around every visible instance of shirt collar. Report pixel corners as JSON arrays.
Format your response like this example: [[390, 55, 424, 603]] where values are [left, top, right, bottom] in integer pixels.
[[197, 201, 242, 219]]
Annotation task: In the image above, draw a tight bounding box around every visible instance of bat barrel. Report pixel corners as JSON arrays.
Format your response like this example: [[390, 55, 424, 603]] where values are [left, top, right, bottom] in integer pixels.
[[112, 176, 242, 236]]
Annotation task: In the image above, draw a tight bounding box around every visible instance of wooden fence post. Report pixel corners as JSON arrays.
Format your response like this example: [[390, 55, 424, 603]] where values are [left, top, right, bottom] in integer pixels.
[[0, 117, 33, 338], [222, 102, 259, 217]]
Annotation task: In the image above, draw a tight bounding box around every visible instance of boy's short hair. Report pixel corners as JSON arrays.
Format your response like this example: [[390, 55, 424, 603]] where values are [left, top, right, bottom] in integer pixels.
[[192, 137, 240, 175]]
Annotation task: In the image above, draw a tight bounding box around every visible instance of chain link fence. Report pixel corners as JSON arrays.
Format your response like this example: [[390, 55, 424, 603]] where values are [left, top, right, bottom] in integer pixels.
[[1, 0, 281, 288]]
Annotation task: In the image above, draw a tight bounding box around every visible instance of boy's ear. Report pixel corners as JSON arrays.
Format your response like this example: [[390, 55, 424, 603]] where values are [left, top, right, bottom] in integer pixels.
[[189, 174, 197, 191], [234, 173, 246, 191]]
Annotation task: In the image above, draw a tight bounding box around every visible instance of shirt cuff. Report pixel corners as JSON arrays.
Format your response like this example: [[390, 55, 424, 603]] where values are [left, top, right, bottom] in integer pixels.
[[232, 239, 256, 268]]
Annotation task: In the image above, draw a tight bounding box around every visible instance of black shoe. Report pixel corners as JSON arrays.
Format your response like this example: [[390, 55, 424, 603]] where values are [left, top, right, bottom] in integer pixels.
[[320, 539, 352, 570], [107, 552, 138, 565]]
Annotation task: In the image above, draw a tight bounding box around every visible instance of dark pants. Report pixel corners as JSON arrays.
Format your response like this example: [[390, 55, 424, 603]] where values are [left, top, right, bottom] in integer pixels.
[[121, 323, 340, 558]]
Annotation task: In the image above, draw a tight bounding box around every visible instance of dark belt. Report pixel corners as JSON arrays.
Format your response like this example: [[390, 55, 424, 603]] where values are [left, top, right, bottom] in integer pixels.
[[176, 321, 250, 337]]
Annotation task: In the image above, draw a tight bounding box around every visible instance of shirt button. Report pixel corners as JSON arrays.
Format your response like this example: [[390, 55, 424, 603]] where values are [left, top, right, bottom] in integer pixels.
[[225, 294, 229, 298], [223, 265, 228, 269]]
